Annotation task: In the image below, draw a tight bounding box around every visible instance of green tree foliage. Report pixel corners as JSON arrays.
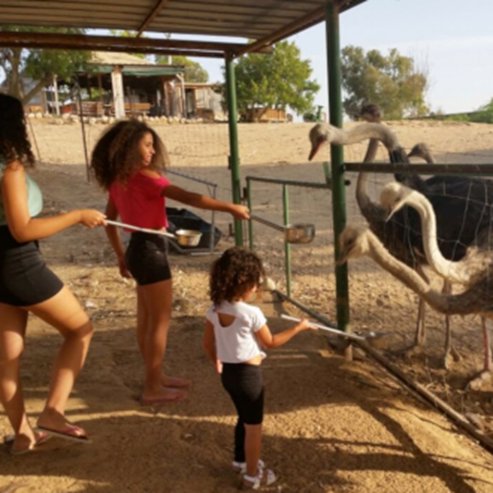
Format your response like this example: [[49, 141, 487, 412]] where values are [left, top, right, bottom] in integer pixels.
[[0, 26, 90, 103], [437, 98, 493, 124], [232, 40, 320, 122], [341, 45, 428, 120], [155, 55, 208, 83]]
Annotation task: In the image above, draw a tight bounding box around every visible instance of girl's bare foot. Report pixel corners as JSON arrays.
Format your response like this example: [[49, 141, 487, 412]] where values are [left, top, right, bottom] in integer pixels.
[[141, 386, 188, 406], [161, 374, 191, 389]]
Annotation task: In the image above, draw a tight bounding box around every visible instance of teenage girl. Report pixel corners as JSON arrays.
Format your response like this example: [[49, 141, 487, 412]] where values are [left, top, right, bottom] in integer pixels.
[[90, 119, 249, 406], [0, 94, 106, 454], [203, 246, 316, 489]]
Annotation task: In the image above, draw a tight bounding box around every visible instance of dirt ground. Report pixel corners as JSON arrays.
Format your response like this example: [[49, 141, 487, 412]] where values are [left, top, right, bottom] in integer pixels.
[[1, 118, 493, 492]]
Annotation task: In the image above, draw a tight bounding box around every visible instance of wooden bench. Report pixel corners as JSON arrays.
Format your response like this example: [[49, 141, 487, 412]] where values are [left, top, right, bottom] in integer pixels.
[[125, 102, 151, 116]]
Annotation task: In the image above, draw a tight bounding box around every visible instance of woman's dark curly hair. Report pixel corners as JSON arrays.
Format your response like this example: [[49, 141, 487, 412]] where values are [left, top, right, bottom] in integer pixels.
[[90, 119, 170, 190], [209, 247, 265, 305], [0, 94, 35, 167]]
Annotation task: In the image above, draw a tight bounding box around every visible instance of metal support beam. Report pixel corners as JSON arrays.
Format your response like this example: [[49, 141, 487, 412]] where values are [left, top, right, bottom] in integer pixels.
[[326, 1, 350, 333], [0, 31, 252, 58], [225, 54, 243, 246]]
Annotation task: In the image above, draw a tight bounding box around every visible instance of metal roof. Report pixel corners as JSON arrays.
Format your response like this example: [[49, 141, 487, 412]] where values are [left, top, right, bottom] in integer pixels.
[[0, 0, 367, 57]]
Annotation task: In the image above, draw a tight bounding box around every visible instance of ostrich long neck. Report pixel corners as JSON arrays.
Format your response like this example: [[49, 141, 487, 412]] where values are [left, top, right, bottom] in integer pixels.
[[328, 123, 401, 152], [406, 194, 472, 284], [356, 138, 379, 212], [365, 230, 489, 316]]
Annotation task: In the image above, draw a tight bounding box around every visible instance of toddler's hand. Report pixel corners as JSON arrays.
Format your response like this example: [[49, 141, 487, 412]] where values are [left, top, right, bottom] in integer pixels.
[[297, 318, 318, 332]]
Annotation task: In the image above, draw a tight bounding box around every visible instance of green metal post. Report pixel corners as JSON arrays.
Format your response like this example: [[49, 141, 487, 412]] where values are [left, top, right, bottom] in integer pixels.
[[282, 185, 292, 296], [247, 178, 254, 250], [225, 53, 243, 246], [326, 1, 349, 331]]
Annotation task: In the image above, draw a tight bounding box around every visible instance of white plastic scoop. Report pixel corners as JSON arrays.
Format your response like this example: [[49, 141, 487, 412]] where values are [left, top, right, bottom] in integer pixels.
[[281, 314, 366, 341]]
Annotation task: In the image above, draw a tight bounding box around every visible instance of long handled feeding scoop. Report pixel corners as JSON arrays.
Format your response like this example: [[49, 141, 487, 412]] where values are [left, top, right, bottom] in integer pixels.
[[106, 220, 205, 248], [250, 214, 315, 244], [281, 314, 366, 341], [105, 219, 176, 238]]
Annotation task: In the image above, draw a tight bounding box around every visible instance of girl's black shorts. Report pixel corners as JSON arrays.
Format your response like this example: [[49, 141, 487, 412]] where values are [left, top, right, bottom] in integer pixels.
[[221, 362, 264, 425], [0, 226, 63, 306], [125, 232, 172, 285]]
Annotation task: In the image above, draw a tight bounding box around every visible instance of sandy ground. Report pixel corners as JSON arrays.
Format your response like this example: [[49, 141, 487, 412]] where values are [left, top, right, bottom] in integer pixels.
[[1, 118, 493, 492]]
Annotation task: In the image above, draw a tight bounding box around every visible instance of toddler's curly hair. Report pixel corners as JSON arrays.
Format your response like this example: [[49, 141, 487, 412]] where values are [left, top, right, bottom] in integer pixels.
[[209, 247, 265, 305], [90, 119, 170, 189]]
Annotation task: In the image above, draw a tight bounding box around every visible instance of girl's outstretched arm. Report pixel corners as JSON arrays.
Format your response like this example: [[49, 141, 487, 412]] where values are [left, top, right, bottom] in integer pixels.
[[255, 319, 316, 349], [163, 184, 250, 220], [2, 161, 106, 242]]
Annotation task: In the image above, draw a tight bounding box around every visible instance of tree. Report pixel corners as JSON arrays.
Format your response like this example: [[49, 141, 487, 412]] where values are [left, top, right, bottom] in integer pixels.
[[341, 45, 429, 120], [0, 26, 90, 104], [232, 40, 320, 122], [155, 55, 208, 83]]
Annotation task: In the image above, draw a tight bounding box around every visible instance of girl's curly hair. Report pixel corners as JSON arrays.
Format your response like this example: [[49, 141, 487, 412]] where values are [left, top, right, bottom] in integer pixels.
[[90, 119, 170, 190], [0, 94, 35, 167], [209, 247, 265, 305]]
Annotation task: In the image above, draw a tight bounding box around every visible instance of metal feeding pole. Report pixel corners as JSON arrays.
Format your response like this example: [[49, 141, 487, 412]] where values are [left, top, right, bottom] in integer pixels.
[[73, 82, 90, 181]]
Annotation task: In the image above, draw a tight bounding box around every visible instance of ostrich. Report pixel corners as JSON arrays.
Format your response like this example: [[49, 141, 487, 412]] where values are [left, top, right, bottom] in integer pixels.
[[309, 121, 457, 355], [309, 121, 493, 361], [380, 182, 493, 377], [404, 141, 460, 365], [339, 225, 493, 387], [353, 107, 433, 352]]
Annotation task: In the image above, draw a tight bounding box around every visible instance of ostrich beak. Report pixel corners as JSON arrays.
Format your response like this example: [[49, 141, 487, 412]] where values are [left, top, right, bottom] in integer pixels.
[[336, 245, 350, 265], [385, 199, 406, 222], [336, 255, 347, 266], [308, 137, 324, 161]]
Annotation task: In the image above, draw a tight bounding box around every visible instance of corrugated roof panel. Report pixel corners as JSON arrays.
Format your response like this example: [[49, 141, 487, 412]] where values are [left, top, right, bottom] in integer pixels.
[[0, 0, 368, 54]]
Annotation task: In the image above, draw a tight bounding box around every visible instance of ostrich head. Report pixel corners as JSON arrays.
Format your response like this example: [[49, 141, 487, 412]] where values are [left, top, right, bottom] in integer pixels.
[[338, 225, 371, 264], [360, 103, 382, 123], [379, 182, 419, 221], [308, 123, 329, 161], [407, 142, 434, 163]]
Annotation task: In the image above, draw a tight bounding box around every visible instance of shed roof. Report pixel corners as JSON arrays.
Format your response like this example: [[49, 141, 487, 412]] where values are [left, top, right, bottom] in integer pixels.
[[87, 51, 184, 76], [0, 0, 367, 57], [90, 51, 159, 66]]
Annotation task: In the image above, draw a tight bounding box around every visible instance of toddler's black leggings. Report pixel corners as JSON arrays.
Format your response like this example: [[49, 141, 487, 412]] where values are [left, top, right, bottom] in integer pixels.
[[221, 362, 264, 463]]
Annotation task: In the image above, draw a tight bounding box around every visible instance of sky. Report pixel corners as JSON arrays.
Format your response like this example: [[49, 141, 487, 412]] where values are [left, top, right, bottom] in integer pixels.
[[190, 0, 493, 116]]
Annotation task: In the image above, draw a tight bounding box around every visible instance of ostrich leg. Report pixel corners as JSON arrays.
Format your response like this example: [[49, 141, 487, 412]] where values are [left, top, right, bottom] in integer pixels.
[[442, 280, 461, 369], [467, 318, 492, 390]]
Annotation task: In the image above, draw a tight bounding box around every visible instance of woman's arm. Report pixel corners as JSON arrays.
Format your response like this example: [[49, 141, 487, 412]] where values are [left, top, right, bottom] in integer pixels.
[[163, 184, 250, 220], [255, 319, 315, 349], [2, 162, 106, 242]]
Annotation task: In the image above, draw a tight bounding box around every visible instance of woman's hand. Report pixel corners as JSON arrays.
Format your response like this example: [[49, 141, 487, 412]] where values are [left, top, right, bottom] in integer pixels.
[[79, 210, 107, 228]]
